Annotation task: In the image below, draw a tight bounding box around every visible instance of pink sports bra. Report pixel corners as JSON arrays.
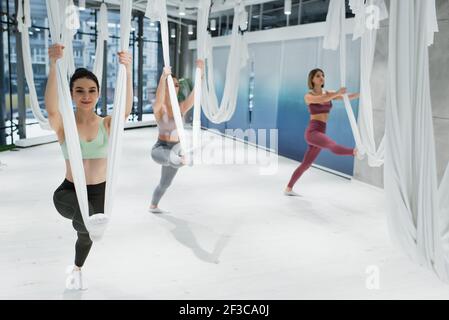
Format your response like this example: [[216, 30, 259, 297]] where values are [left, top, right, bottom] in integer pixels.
[[157, 111, 178, 139], [308, 101, 333, 115]]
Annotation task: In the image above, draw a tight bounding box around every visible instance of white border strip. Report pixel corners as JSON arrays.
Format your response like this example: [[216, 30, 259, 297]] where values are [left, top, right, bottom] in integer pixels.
[[15, 120, 157, 148]]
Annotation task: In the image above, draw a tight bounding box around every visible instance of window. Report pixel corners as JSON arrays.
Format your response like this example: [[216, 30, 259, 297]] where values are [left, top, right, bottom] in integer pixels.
[[139, 19, 161, 114], [0, 0, 162, 145]]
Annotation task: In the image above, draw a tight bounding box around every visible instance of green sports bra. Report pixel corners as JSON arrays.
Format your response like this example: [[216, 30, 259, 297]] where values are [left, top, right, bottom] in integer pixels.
[[60, 118, 109, 160]]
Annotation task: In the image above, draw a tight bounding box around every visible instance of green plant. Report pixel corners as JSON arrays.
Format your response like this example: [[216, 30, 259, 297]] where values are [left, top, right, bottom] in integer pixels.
[[178, 78, 194, 102], [0, 144, 15, 152]]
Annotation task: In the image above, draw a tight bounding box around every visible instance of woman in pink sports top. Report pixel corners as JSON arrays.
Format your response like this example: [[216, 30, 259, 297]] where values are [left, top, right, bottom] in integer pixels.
[[284, 68, 360, 196]]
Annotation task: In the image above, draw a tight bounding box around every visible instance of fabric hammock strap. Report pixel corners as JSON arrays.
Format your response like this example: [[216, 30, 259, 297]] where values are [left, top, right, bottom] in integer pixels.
[[324, 0, 365, 157], [104, 0, 133, 217], [384, 0, 448, 281], [196, 0, 249, 124], [323, 0, 387, 167], [17, 0, 51, 129], [145, 0, 201, 155], [192, 67, 202, 152]]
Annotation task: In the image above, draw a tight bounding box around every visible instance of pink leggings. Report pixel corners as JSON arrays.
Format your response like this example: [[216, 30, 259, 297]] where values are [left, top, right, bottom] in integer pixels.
[[287, 120, 354, 188]]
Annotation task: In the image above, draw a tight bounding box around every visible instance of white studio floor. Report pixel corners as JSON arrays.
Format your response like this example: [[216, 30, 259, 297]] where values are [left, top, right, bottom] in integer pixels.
[[1, 127, 449, 300]]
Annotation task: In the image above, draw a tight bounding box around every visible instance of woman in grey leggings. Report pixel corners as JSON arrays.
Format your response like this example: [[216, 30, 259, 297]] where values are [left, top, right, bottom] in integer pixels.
[[149, 61, 204, 213]]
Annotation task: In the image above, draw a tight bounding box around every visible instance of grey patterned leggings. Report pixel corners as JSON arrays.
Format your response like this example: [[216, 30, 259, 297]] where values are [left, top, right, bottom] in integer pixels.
[[151, 139, 184, 206]]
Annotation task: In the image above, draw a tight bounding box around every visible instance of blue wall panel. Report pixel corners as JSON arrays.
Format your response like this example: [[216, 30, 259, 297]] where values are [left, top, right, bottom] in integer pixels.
[[249, 42, 282, 148], [277, 38, 319, 162]]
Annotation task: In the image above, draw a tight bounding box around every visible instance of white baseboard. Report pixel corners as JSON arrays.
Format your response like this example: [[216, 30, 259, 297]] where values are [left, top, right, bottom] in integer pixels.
[[124, 120, 157, 129], [15, 120, 157, 148], [15, 134, 57, 148]]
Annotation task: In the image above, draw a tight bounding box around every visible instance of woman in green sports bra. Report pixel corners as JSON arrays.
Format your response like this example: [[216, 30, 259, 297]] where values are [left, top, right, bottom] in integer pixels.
[[45, 44, 133, 290]]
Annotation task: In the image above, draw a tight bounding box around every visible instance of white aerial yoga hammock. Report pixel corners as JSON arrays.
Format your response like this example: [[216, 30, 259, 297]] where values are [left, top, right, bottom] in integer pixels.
[[19, 0, 132, 240], [145, 0, 202, 156], [17, 0, 49, 129], [323, 0, 387, 167], [145, 0, 247, 155], [325, 0, 449, 282], [17, 0, 52, 130], [384, 0, 449, 282], [17, 0, 109, 130], [196, 0, 249, 124], [103, 0, 133, 221]]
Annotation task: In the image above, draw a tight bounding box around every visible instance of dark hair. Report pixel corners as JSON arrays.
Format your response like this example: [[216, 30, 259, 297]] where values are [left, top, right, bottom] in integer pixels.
[[308, 68, 325, 89], [70, 68, 100, 92]]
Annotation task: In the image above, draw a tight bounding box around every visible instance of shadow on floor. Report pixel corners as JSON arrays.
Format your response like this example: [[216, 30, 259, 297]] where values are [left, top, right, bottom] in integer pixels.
[[155, 214, 232, 264], [62, 288, 85, 300]]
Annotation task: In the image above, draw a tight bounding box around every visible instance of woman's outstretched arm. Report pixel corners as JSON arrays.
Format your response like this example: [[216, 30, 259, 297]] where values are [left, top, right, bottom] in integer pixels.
[[153, 67, 172, 118], [118, 51, 134, 120], [44, 44, 64, 134], [332, 91, 360, 101], [305, 87, 346, 105]]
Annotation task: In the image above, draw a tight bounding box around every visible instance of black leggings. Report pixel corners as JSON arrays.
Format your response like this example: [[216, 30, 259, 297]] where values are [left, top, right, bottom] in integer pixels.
[[53, 179, 106, 268]]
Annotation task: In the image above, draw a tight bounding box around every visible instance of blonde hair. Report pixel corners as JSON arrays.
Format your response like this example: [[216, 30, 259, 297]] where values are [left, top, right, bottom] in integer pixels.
[[308, 68, 325, 90]]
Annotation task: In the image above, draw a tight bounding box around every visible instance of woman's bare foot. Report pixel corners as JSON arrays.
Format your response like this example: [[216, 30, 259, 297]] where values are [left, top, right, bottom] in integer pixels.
[[284, 187, 301, 197], [354, 148, 365, 160], [66, 265, 87, 290], [149, 205, 164, 214]]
